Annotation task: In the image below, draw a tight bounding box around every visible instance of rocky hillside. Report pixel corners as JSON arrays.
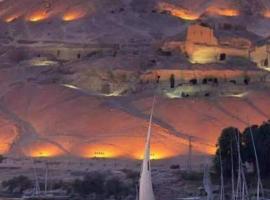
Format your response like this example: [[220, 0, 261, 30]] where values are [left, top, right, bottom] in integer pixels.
[[0, 0, 269, 159], [0, 0, 270, 44]]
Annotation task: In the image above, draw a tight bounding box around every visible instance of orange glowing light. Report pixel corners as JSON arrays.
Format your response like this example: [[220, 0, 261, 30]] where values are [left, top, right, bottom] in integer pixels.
[[264, 11, 270, 18], [24, 142, 64, 158], [158, 2, 200, 21], [207, 6, 239, 17], [62, 9, 86, 21], [26, 10, 49, 22], [134, 146, 176, 160], [136, 152, 164, 160], [80, 144, 122, 159], [32, 151, 52, 158], [4, 14, 20, 23], [207, 146, 216, 155], [0, 142, 12, 154], [170, 9, 200, 21]]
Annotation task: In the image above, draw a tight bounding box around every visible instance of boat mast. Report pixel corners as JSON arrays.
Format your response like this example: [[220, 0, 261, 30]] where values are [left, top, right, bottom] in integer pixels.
[[235, 131, 242, 199], [139, 96, 156, 200], [45, 160, 48, 194], [248, 125, 264, 200], [234, 130, 249, 200], [187, 136, 192, 173], [32, 158, 40, 196], [231, 139, 235, 200], [203, 161, 213, 200], [219, 148, 225, 200]]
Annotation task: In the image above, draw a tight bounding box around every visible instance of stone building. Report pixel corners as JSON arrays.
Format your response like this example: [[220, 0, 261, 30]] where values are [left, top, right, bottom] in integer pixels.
[[183, 23, 254, 64], [163, 23, 260, 65], [250, 40, 270, 70]]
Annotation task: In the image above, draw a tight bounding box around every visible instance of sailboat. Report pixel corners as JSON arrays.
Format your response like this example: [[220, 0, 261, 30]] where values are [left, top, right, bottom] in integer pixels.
[[139, 97, 156, 200]]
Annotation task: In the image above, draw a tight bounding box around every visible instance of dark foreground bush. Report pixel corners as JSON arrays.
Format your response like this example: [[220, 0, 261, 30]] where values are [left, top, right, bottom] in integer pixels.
[[2, 175, 33, 194], [71, 172, 136, 200], [214, 122, 270, 178], [170, 164, 180, 170], [181, 171, 203, 181]]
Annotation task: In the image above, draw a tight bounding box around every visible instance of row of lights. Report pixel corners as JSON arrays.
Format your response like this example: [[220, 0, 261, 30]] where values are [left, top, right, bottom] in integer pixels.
[[158, 2, 270, 21], [3, 11, 86, 23], [3, 8, 270, 24], [32, 150, 159, 160]]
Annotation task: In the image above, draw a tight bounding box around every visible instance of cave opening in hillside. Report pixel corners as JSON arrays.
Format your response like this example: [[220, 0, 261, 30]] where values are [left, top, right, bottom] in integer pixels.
[[189, 79, 198, 85], [230, 80, 237, 84], [264, 58, 268, 67], [244, 77, 250, 85], [170, 74, 175, 88], [213, 78, 219, 84], [202, 78, 208, 84], [156, 75, 161, 83], [219, 53, 226, 61]]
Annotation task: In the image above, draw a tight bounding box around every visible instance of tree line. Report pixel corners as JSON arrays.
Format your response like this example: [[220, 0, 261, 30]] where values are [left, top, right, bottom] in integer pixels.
[[214, 121, 270, 178]]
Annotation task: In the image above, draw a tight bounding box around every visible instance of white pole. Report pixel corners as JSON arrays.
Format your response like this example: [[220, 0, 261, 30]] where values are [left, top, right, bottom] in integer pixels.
[[187, 136, 192, 172], [45, 160, 48, 194], [248, 126, 264, 200], [231, 140, 235, 200], [139, 96, 156, 200], [219, 148, 225, 200], [235, 132, 242, 200]]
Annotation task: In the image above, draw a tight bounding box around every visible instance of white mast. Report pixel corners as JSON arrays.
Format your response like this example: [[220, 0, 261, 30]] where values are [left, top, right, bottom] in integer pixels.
[[231, 140, 236, 200], [33, 159, 40, 196], [139, 97, 156, 200], [203, 162, 213, 200], [219, 149, 225, 200], [234, 131, 249, 200], [45, 161, 48, 195], [248, 126, 264, 200]]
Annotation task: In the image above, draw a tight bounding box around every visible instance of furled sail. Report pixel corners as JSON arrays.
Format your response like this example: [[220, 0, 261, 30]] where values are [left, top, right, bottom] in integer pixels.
[[139, 97, 156, 200]]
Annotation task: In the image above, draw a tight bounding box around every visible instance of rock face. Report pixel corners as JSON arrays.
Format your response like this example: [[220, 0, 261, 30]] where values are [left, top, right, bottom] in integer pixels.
[[0, 0, 269, 160], [250, 43, 270, 69], [0, 0, 270, 43], [0, 79, 270, 159], [186, 24, 218, 45]]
